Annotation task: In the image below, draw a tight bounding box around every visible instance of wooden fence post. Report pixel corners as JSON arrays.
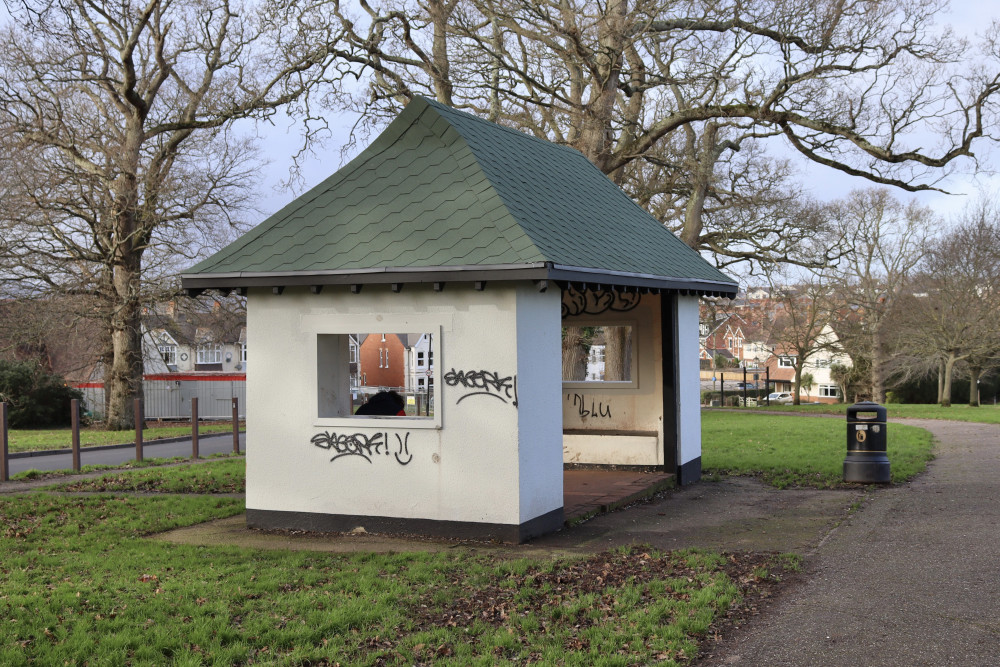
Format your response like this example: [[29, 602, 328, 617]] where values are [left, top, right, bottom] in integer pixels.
[[1, 402, 8, 482], [71, 398, 81, 472], [191, 396, 199, 459], [231, 397, 240, 453], [134, 398, 144, 462]]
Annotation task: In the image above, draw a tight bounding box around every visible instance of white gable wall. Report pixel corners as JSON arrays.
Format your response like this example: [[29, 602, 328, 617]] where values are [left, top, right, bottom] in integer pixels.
[[675, 295, 702, 470], [515, 285, 564, 523], [245, 283, 562, 539]]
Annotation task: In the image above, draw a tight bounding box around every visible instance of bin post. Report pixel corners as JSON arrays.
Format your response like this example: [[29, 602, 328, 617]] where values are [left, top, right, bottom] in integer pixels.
[[134, 398, 144, 462], [232, 397, 240, 453], [844, 401, 890, 483], [1, 402, 8, 482], [71, 398, 81, 472], [192, 396, 199, 459]]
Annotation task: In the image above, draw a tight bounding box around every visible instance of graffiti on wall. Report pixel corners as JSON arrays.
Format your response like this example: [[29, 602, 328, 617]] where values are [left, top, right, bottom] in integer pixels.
[[443, 369, 518, 407], [561, 284, 641, 318], [566, 393, 612, 419], [310, 431, 412, 465]]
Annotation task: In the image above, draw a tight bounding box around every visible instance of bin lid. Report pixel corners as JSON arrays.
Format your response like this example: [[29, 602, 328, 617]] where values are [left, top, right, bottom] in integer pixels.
[[847, 401, 886, 422]]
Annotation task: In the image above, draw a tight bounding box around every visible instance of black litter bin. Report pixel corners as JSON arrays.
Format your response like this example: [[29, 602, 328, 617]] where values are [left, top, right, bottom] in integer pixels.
[[844, 401, 890, 483]]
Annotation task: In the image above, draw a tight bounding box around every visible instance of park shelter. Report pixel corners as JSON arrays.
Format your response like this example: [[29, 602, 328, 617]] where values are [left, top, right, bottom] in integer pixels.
[[181, 97, 737, 542]]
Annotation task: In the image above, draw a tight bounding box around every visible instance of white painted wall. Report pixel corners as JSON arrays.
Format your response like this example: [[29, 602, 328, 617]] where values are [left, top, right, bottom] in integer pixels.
[[675, 295, 702, 468], [245, 283, 563, 530], [515, 285, 564, 523]]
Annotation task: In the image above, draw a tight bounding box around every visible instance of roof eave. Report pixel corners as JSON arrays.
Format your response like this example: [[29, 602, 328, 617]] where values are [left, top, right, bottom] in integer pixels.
[[180, 262, 738, 298]]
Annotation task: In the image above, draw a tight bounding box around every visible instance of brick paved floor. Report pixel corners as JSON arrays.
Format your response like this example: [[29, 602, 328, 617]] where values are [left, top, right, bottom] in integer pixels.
[[563, 469, 674, 521]]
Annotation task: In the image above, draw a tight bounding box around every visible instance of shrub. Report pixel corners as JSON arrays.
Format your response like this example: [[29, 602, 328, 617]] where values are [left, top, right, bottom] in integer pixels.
[[0, 360, 83, 428]]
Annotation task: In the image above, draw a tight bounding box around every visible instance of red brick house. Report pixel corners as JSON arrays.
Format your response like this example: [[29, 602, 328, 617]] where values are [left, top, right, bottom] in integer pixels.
[[358, 333, 406, 388], [699, 313, 753, 366]]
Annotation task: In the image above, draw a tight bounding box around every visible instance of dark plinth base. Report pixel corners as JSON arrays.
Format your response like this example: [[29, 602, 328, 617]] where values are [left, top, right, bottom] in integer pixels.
[[677, 456, 702, 485], [246, 506, 565, 544], [844, 454, 891, 484]]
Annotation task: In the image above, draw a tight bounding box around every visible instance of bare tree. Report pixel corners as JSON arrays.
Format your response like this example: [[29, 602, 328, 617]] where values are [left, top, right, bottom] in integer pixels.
[[0, 0, 352, 428], [827, 188, 933, 403], [328, 0, 1000, 268], [766, 273, 834, 405], [891, 203, 1000, 406]]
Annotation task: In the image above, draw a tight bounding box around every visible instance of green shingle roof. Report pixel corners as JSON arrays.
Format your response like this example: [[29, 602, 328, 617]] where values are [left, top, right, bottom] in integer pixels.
[[182, 97, 736, 295]]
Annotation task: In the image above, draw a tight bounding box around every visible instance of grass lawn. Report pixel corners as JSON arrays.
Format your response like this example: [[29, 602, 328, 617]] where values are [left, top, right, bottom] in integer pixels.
[[740, 402, 1000, 423], [48, 456, 247, 493], [0, 410, 943, 662], [0, 459, 796, 665], [4, 422, 240, 454], [701, 410, 935, 488]]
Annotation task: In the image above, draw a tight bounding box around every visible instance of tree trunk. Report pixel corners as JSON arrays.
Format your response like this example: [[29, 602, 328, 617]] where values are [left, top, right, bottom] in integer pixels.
[[103, 118, 146, 430], [969, 366, 981, 407], [870, 348, 886, 403], [940, 353, 956, 407], [105, 262, 144, 429], [561, 328, 587, 381], [427, 0, 454, 105], [680, 122, 719, 249], [576, 0, 625, 171], [937, 359, 945, 404], [792, 366, 802, 405], [604, 327, 631, 382]]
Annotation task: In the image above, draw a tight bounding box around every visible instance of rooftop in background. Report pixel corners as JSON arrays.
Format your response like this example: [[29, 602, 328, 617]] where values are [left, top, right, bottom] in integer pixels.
[[183, 97, 736, 297]]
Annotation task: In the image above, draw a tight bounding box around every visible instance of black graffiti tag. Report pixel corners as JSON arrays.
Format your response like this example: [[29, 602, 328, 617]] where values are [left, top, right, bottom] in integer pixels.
[[567, 393, 612, 419], [443, 369, 518, 407], [310, 431, 413, 465], [393, 432, 412, 465], [561, 284, 641, 318]]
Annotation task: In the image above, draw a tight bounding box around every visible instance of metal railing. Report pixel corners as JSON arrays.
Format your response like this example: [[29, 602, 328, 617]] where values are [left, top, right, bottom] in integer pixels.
[[78, 379, 246, 420]]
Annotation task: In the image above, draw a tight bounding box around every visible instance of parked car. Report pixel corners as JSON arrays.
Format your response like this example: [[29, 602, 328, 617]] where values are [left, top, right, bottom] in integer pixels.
[[767, 392, 794, 404], [734, 381, 757, 389]]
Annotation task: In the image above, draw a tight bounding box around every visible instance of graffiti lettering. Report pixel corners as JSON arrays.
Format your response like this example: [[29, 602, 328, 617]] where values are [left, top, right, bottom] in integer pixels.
[[310, 431, 413, 465], [567, 393, 612, 419], [393, 432, 413, 465], [443, 369, 518, 407], [561, 284, 641, 318]]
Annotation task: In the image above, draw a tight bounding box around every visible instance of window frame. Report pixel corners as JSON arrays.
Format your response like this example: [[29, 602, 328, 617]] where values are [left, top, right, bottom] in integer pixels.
[[196, 343, 223, 365], [315, 327, 442, 430], [159, 344, 177, 366]]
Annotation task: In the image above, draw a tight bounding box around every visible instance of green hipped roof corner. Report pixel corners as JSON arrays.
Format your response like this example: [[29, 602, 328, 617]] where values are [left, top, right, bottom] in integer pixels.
[[184, 96, 736, 290]]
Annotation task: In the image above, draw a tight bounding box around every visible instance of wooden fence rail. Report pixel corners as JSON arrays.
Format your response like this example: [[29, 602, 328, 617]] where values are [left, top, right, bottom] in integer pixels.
[[0, 397, 242, 479], [1, 402, 8, 482]]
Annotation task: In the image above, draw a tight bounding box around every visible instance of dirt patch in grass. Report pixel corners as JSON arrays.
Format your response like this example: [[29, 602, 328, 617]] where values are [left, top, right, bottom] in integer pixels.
[[424, 549, 796, 656]]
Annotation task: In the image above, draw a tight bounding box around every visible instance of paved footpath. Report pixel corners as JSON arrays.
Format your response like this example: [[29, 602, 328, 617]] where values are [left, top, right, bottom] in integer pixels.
[[708, 419, 1000, 665], [4, 432, 245, 477]]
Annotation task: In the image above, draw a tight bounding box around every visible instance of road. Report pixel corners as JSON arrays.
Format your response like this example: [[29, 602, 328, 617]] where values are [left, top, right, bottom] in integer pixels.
[[6, 432, 245, 476]]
